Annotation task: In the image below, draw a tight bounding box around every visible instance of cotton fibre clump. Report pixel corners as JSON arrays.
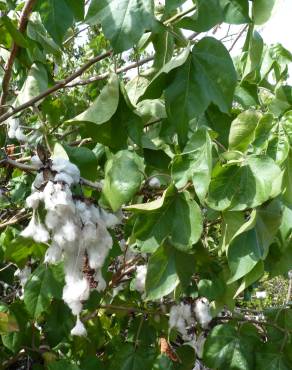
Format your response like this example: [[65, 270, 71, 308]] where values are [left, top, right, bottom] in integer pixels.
[[7, 117, 28, 142], [21, 155, 120, 336], [169, 298, 212, 341], [134, 265, 147, 293]]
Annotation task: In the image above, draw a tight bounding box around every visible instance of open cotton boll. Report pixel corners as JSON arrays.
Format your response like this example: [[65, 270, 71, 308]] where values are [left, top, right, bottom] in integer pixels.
[[54, 172, 75, 186], [21, 213, 49, 243], [51, 157, 80, 184], [62, 276, 90, 315], [7, 118, 19, 139], [26, 192, 43, 209], [60, 220, 78, 242], [95, 269, 107, 292], [31, 155, 43, 169], [44, 243, 62, 264], [134, 265, 147, 293], [32, 172, 44, 190], [87, 224, 112, 269], [194, 298, 212, 329], [71, 315, 87, 336], [15, 127, 28, 142], [99, 208, 121, 228], [45, 210, 61, 230], [14, 265, 31, 287]]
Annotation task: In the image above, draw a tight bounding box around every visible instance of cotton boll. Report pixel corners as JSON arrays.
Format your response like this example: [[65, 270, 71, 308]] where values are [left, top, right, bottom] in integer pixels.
[[71, 315, 87, 336], [148, 177, 161, 189], [21, 213, 49, 243], [82, 223, 98, 245], [31, 155, 43, 169], [63, 276, 90, 315], [87, 223, 112, 269], [7, 118, 18, 139], [32, 172, 44, 190], [44, 243, 62, 264], [51, 157, 80, 184], [14, 265, 31, 287], [55, 172, 75, 186], [63, 250, 84, 280], [15, 127, 28, 142], [99, 208, 121, 228], [89, 204, 100, 223], [26, 192, 43, 209], [45, 210, 61, 230], [194, 298, 212, 329], [134, 265, 147, 293], [94, 269, 107, 292], [60, 220, 78, 242]]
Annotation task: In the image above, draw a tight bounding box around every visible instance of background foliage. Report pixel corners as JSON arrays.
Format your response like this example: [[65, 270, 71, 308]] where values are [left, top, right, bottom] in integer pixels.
[[0, 0, 292, 369]]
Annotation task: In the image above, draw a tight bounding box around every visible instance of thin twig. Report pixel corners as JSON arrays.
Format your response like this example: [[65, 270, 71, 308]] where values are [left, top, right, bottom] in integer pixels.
[[0, 50, 112, 124], [0, 0, 37, 115], [229, 25, 248, 52]]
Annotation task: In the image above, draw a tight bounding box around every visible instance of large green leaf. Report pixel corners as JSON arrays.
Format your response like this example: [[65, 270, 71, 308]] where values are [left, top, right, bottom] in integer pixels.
[[36, 0, 74, 45], [24, 264, 64, 319], [228, 110, 261, 152], [15, 63, 48, 106], [69, 74, 119, 125], [145, 240, 179, 300], [220, 0, 250, 24], [129, 187, 203, 252], [242, 31, 264, 81], [207, 156, 282, 211], [85, 0, 154, 52], [283, 150, 292, 205], [203, 323, 260, 370], [227, 228, 263, 282], [64, 0, 85, 21], [253, 0, 276, 25], [1, 15, 28, 48], [234, 261, 264, 297], [256, 347, 291, 370], [101, 150, 144, 211], [172, 127, 212, 201], [109, 344, 156, 370], [64, 145, 98, 181], [140, 46, 190, 100], [165, 37, 237, 144]]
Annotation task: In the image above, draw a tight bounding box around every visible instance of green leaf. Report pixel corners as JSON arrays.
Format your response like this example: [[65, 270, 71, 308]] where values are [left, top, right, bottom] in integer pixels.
[[1, 15, 28, 47], [253, 0, 276, 25], [227, 227, 265, 283], [24, 264, 64, 319], [141, 46, 190, 101], [174, 249, 196, 293], [256, 348, 291, 370], [281, 111, 292, 145], [69, 74, 119, 125], [130, 188, 203, 252], [229, 110, 261, 152], [37, 0, 74, 45], [283, 151, 292, 205], [253, 113, 274, 149], [243, 31, 264, 81], [109, 344, 156, 370], [165, 37, 237, 144], [48, 360, 80, 370], [172, 127, 212, 201], [145, 240, 179, 300], [267, 125, 290, 165], [234, 261, 264, 297], [64, 0, 85, 21], [86, 0, 154, 52], [44, 300, 74, 347], [220, 0, 250, 24], [0, 312, 19, 334], [178, 0, 223, 32], [15, 63, 48, 106], [203, 323, 260, 370], [64, 145, 98, 181], [207, 156, 282, 211], [101, 150, 144, 211]]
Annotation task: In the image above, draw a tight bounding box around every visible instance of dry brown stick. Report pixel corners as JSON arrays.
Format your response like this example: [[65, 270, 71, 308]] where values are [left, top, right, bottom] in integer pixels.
[[0, 0, 37, 115], [0, 50, 112, 124], [66, 55, 154, 88]]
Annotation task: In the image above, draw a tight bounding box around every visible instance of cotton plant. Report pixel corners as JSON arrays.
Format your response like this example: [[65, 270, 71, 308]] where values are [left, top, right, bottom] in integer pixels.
[[7, 117, 28, 142], [20, 155, 120, 336], [168, 298, 212, 343]]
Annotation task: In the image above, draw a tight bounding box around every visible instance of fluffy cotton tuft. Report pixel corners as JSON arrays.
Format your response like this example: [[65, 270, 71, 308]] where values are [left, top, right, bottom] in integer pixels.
[[26, 192, 43, 209], [71, 315, 87, 336], [63, 277, 90, 315], [20, 213, 49, 243], [194, 298, 212, 329], [51, 157, 80, 184], [44, 243, 62, 264], [134, 265, 147, 293], [30, 155, 43, 169], [148, 177, 161, 189], [169, 303, 194, 339], [95, 269, 107, 292], [7, 118, 28, 142]]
